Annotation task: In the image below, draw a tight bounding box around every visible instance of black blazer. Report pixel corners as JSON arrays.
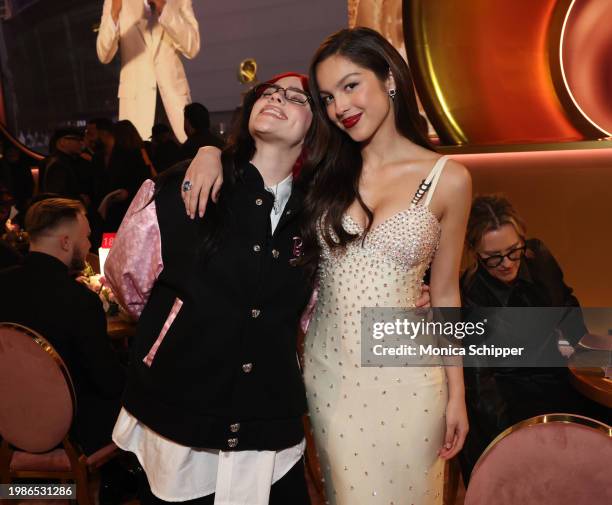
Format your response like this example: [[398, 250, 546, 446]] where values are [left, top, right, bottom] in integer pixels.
[[0, 253, 125, 454], [461, 238, 586, 346], [107, 164, 312, 451], [43, 152, 83, 199], [102, 148, 151, 231], [458, 239, 589, 482], [107, 148, 150, 198]]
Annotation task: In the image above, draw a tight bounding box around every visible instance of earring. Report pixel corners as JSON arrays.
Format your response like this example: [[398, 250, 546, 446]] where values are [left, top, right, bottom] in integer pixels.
[[388, 88, 396, 100]]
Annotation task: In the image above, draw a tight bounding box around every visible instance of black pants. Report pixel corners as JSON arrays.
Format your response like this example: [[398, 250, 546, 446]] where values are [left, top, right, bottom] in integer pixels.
[[139, 458, 311, 505]]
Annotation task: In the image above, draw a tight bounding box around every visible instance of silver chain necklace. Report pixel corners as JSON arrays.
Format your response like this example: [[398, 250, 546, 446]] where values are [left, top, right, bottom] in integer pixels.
[[265, 182, 283, 215]]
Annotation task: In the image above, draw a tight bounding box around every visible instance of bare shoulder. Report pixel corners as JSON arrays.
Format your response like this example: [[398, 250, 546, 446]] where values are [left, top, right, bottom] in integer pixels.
[[390, 144, 439, 177], [427, 158, 471, 219], [387, 147, 470, 200], [439, 158, 471, 195]]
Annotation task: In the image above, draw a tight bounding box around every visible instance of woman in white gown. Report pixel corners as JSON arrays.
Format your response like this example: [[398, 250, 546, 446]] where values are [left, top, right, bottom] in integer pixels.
[[299, 28, 470, 505]]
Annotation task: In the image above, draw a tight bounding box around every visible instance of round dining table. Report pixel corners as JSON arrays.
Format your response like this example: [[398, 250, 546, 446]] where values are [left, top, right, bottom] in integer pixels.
[[106, 315, 137, 348], [568, 350, 612, 408]]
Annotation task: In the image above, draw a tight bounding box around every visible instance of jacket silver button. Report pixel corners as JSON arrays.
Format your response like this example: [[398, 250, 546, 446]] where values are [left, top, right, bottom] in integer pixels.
[[255, 198, 263, 206], [227, 437, 238, 448], [230, 423, 241, 433], [242, 363, 253, 373], [271, 249, 280, 259], [251, 309, 260, 318], [253, 244, 261, 252]]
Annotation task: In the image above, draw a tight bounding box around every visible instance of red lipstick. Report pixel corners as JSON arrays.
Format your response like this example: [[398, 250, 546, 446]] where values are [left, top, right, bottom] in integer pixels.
[[341, 113, 362, 129]]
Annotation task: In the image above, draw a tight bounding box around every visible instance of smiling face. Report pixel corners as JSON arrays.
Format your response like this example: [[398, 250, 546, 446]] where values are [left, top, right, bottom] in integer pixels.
[[476, 223, 525, 284], [248, 76, 313, 148], [315, 54, 394, 143]]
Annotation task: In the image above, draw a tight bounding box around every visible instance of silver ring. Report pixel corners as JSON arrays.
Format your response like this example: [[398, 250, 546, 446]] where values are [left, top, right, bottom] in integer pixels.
[[182, 180, 193, 192]]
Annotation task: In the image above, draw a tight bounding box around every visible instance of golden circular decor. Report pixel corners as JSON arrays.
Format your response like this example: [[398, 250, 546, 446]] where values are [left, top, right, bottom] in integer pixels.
[[238, 59, 258, 84]]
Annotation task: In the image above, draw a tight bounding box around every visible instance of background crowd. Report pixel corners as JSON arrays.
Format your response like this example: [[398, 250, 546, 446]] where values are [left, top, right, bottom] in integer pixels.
[[0, 102, 224, 264]]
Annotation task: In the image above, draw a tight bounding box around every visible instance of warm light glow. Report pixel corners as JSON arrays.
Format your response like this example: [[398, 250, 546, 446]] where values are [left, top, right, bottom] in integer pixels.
[[404, 0, 585, 145], [559, 0, 611, 136], [422, 29, 466, 144]]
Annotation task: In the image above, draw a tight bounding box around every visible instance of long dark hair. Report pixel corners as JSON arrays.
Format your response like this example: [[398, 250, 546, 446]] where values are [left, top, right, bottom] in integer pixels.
[[113, 120, 143, 150], [300, 27, 433, 269]]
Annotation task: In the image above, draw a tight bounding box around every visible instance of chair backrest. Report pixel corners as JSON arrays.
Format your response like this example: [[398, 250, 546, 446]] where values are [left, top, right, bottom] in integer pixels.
[[579, 332, 612, 351], [0, 322, 75, 453], [465, 414, 612, 505]]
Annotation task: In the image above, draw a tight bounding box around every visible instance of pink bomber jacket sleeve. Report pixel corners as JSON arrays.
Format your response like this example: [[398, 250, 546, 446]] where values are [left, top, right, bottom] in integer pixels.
[[104, 179, 163, 319]]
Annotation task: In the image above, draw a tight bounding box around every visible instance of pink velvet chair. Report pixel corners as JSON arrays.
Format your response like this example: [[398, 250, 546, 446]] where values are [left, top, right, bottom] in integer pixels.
[[465, 413, 612, 505], [0, 322, 119, 505]]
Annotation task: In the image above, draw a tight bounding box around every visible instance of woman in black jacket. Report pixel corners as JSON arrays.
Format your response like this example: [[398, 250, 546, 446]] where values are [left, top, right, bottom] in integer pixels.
[[105, 73, 314, 505], [458, 195, 598, 482]]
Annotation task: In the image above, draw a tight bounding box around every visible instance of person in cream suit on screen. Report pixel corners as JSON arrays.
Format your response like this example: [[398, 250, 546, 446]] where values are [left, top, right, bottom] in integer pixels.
[[96, 0, 200, 143]]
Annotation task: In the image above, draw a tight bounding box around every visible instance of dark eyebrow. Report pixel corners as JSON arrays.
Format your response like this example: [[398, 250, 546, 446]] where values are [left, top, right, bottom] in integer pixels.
[[482, 241, 521, 256], [320, 72, 362, 94], [336, 72, 361, 87]]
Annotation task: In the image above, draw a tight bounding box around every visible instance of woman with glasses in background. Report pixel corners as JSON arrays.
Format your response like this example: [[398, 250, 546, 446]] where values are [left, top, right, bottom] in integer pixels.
[[459, 194, 595, 483]]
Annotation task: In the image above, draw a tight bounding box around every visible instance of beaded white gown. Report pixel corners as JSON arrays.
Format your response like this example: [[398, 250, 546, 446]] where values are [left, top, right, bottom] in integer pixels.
[[304, 157, 450, 505]]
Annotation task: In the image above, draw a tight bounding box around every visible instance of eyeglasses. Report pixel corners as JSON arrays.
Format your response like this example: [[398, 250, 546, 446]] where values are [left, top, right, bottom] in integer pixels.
[[255, 83, 311, 106], [478, 245, 526, 268]]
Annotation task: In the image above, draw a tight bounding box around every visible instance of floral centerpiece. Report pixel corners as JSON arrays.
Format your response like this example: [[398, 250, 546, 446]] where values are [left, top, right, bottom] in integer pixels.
[[79, 262, 120, 316]]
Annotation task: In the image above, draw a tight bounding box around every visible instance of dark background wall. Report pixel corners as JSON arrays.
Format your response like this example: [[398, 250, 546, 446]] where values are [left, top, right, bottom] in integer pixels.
[[188, 0, 348, 112]]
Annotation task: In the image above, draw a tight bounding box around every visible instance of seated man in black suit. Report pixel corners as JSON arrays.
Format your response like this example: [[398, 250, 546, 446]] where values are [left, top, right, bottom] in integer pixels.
[[0, 198, 125, 455]]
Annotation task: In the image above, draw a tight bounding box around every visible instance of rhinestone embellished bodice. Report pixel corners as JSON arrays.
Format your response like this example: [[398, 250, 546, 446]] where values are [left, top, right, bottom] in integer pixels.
[[318, 204, 441, 308]]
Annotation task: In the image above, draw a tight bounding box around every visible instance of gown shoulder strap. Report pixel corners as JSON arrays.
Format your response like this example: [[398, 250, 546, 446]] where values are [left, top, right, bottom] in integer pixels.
[[410, 156, 450, 208]]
